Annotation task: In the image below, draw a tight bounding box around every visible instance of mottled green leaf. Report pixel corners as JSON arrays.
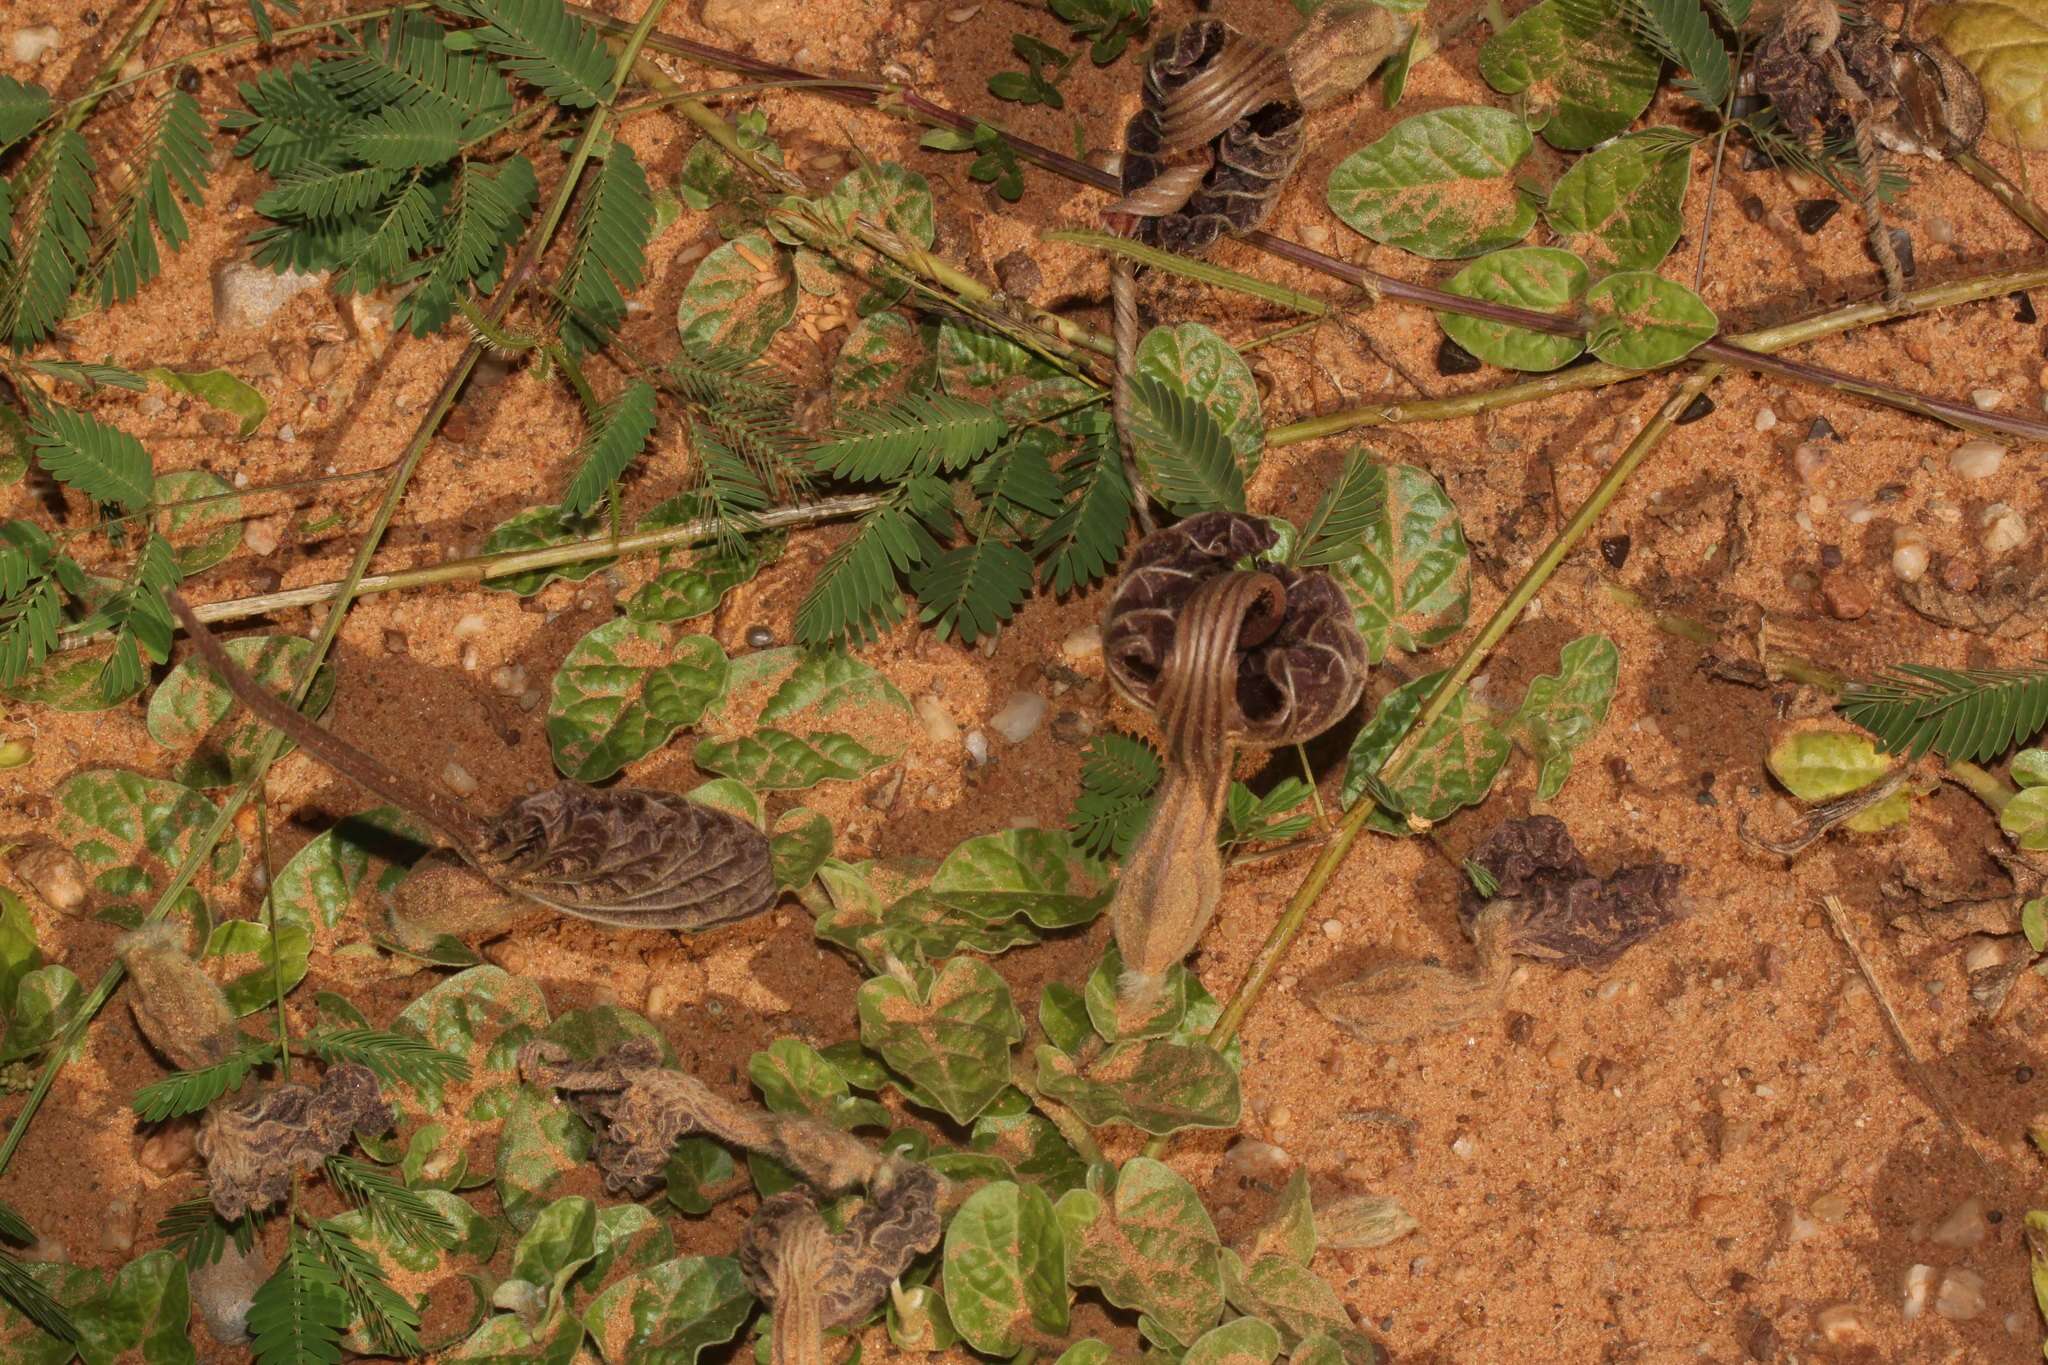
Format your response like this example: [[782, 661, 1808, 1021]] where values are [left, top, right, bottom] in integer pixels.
[[693, 728, 889, 789], [664, 1138, 739, 1216], [833, 310, 936, 405], [1035, 1040, 1240, 1134], [942, 1181, 1069, 1354], [1320, 464, 1470, 662], [1480, 0, 1661, 148], [1544, 131, 1693, 270], [1, 964, 80, 1062], [547, 622, 728, 781], [758, 651, 910, 723], [203, 917, 309, 1015], [1341, 671, 1511, 826], [1184, 1316, 1283, 1365], [479, 504, 610, 596], [929, 829, 1110, 928], [270, 806, 432, 931], [582, 1256, 752, 1364], [1221, 1252, 1378, 1362], [1584, 270, 1717, 369], [1134, 323, 1264, 480], [71, 1250, 193, 1365], [1327, 107, 1536, 258], [769, 807, 833, 889], [495, 1094, 594, 1233], [145, 367, 268, 439], [52, 769, 240, 919], [1437, 247, 1589, 372], [676, 230, 795, 360], [1062, 1158, 1222, 1347], [1511, 633, 1619, 799], [859, 956, 1023, 1123], [2014, 748, 2048, 787], [153, 469, 242, 574]]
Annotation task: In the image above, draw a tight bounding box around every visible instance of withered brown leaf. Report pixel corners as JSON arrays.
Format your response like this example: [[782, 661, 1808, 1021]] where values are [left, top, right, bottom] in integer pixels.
[[199, 1063, 392, 1219], [1460, 815, 1685, 968]]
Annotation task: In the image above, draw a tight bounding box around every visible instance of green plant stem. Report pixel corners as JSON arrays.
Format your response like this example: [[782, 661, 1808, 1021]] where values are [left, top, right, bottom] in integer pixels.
[[64, 0, 168, 132], [1955, 151, 2048, 243], [1268, 259, 2048, 445], [1946, 759, 2016, 816], [56, 493, 883, 641], [1043, 228, 1337, 317], [257, 796, 292, 1083], [0, 0, 681, 1180]]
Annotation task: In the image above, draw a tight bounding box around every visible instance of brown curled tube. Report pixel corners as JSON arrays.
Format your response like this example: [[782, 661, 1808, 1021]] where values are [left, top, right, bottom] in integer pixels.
[[1102, 512, 1368, 1005]]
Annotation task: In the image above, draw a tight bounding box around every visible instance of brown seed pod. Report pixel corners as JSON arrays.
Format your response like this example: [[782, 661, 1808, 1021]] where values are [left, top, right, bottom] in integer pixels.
[[1885, 39, 1987, 158], [164, 592, 776, 943], [116, 922, 239, 1071], [1102, 513, 1368, 1002]]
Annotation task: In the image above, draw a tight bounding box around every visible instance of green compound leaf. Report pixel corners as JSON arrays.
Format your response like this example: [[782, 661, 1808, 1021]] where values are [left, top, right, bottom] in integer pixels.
[[692, 729, 889, 790], [478, 503, 611, 596], [1326, 107, 1536, 258], [1480, 0, 1662, 149], [145, 634, 337, 789], [929, 829, 1110, 928], [1125, 373, 1248, 516], [1511, 633, 1620, 799], [833, 310, 937, 405], [858, 956, 1023, 1124], [1767, 729, 1910, 834], [1341, 671, 1511, 828], [1061, 1158, 1223, 1347], [1318, 464, 1470, 663], [1584, 270, 1718, 369], [1034, 1041, 1241, 1134], [581, 1256, 752, 1365], [270, 807, 432, 930], [152, 469, 242, 575], [942, 1181, 1069, 1355], [1543, 130, 1693, 270], [1437, 247, 1589, 372], [547, 623, 728, 782], [144, 368, 268, 439], [52, 769, 240, 920], [203, 917, 310, 1016], [1134, 324, 1263, 482], [676, 229, 796, 361]]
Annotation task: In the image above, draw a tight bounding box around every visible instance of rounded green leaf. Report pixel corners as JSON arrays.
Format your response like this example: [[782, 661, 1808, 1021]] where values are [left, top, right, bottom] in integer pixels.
[[929, 829, 1110, 927], [1437, 247, 1589, 372], [1511, 633, 1620, 799], [2025, 896, 2048, 952], [627, 556, 757, 625], [693, 729, 888, 789], [942, 1181, 1070, 1355], [203, 918, 310, 1016], [1320, 464, 1471, 662], [937, 317, 1060, 398], [1544, 131, 1693, 271], [754, 650, 911, 726], [1222, 1253, 1377, 1360], [1039, 981, 1092, 1056], [145, 634, 337, 788], [664, 1138, 739, 1216], [71, 1249, 194, 1365], [153, 469, 242, 575], [547, 622, 728, 782], [817, 162, 936, 246], [677, 230, 796, 360], [834, 310, 936, 405], [479, 503, 611, 596], [2014, 748, 2048, 787], [269, 806, 432, 931], [582, 1256, 753, 1365], [1585, 270, 1717, 369], [1135, 324, 1264, 479], [395, 964, 551, 1109], [1766, 730, 1894, 801], [495, 1094, 594, 1233], [1925, 0, 2048, 149], [1035, 1041, 1241, 1135], [1326, 107, 1536, 259], [52, 769, 240, 919], [816, 888, 1042, 974], [858, 956, 1023, 1124], [2, 964, 81, 1062], [1341, 671, 1511, 827], [1063, 1158, 1223, 1347], [769, 807, 832, 889], [1084, 944, 1201, 1042], [1185, 1317, 1283, 1365], [0, 889, 43, 1019], [1479, 0, 1661, 149], [2004, 786, 2048, 849]]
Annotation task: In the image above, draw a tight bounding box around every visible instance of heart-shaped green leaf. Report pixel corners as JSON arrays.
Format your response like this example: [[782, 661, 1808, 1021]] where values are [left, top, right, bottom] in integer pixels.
[[1511, 633, 1619, 799], [1585, 270, 1717, 369], [145, 634, 337, 788], [1318, 464, 1470, 663], [71, 1249, 194, 1365], [1480, 0, 1660, 148], [858, 957, 1023, 1123], [769, 808, 833, 889], [495, 1094, 595, 1233], [1544, 131, 1693, 270], [1184, 1317, 1283, 1365], [1767, 728, 1910, 833], [1034, 1041, 1241, 1133], [664, 1138, 739, 1216], [1221, 1252, 1378, 1362], [1341, 672, 1511, 827], [203, 917, 310, 1015], [1327, 107, 1536, 258], [835, 310, 937, 405], [1, 964, 81, 1063], [479, 503, 611, 596], [816, 887, 1042, 974], [758, 651, 911, 723], [749, 1036, 891, 1131], [395, 964, 551, 1110], [942, 1181, 1070, 1354], [930, 829, 1110, 928], [547, 622, 728, 782], [582, 1256, 752, 1365], [1437, 247, 1589, 372], [153, 469, 242, 575], [692, 729, 889, 789], [52, 770, 241, 919], [269, 806, 432, 931], [1061, 1158, 1223, 1347], [676, 229, 796, 360]]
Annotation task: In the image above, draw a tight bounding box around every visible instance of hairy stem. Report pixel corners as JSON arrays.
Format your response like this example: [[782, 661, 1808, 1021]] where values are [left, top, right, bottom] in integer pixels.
[[1954, 150, 2048, 243]]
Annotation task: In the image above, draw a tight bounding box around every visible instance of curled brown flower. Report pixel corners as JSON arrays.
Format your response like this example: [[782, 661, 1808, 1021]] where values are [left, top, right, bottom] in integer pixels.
[[199, 1063, 392, 1219]]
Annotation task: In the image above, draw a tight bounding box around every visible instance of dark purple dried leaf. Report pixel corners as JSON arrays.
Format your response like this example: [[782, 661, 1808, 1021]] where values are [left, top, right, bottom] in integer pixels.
[[1460, 815, 1685, 968]]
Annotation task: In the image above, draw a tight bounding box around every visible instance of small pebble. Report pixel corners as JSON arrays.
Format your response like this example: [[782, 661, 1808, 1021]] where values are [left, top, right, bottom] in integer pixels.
[[489, 664, 526, 696], [989, 692, 1048, 744], [1753, 406, 1777, 433], [1950, 438, 2006, 478], [1814, 1304, 1870, 1345], [1890, 228, 1915, 278], [1819, 544, 1843, 569], [1050, 710, 1095, 745], [1596, 979, 1625, 1002], [1221, 1139, 1292, 1182], [1321, 918, 1342, 939], [1450, 1133, 1478, 1160], [1841, 498, 1874, 526], [744, 625, 776, 648], [307, 343, 344, 385], [1793, 442, 1828, 482], [1810, 1189, 1852, 1223], [7, 25, 59, 63], [1267, 1103, 1293, 1130], [383, 629, 408, 654], [1061, 625, 1102, 661], [452, 612, 488, 640], [1891, 533, 1931, 583], [1807, 415, 1839, 441], [14, 843, 86, 913], [1435, 336, 1482, 376], [1927, 215, 1956, 245], [1935, 1268, 1986, 1321], [1819, 571, 1871, 620], [1982, 503, 2029, 556], [459, 642, 479, 672], [916, 694, 959, 745], [99, 1199, 137, 1253], [1932, 1197, 1989, 1248], [1901, 1263, 1936, 1320], [994, 249, 1042, 299], [137, 1124, 199, 1176], [2016, 292, 2038, 325], [1599, 535, 1631, 568], [242, 519, 280, 556], [442, 761, 478, 796], [19, 1240, 67, 1266], [1796, 199, 1841, 234], [1674, 393, 1714, 425], [964, 730, 990, 764], [1940, 557, 1980, 593]]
